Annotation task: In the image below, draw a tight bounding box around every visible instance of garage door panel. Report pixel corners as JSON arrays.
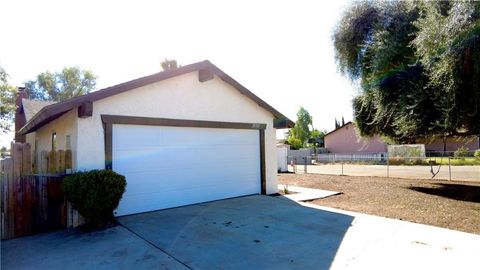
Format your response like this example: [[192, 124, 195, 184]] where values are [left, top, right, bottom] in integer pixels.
[[113, 125, 163, 148], [114, 154, 259, 174], [113, 145, 259, 173], [112, 124, 261, 216], [118, 182, 259, 215], [117, 170, 259, 195], [160, 128, 258, 146]]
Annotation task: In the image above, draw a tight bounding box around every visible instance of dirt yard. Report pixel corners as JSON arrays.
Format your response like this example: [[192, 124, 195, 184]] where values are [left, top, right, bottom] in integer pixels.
[[278, 173, 480, 234]]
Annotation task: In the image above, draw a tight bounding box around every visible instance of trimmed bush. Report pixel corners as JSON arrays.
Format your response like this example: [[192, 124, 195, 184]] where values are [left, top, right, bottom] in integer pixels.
[[453, 146, 469, 158], [63, 170, 126, 230]]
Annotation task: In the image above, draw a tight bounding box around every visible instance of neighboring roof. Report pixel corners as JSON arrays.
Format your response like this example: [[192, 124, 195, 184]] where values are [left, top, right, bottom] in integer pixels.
[[19, 60, 294, 135], [324, 121, 353, 138], [21, 99, 57, 122]]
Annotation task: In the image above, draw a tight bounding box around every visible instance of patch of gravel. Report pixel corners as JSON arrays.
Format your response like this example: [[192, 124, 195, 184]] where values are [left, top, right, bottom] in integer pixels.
[[278, 173, 480, 234]]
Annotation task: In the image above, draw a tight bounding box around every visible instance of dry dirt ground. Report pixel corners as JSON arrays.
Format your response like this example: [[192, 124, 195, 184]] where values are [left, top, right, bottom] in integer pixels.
[[278, 173, 480, 234]]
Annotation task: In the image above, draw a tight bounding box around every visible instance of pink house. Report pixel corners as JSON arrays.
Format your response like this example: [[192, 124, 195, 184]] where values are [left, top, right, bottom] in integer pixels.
[[417, 137, 479, 152], [324, 122, 480, 154], [324, 122, 387, 153]]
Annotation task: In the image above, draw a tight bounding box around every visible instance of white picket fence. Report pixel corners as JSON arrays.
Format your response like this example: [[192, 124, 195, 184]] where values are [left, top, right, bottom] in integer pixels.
[[314, 152, 388, 163]]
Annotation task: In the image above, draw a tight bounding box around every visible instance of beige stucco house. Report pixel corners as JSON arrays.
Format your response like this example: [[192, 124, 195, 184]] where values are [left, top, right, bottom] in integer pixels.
[[15, 60, 293, 216]]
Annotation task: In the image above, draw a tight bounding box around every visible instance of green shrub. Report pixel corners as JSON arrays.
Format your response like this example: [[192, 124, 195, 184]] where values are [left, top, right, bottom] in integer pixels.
[[388, 157, 427, 165], [286, 137, 303, 150], [474, 150, 480, 159], [388, 157, 404, 165], [63, 170, 126, 230], [453, 146, 469, 158]]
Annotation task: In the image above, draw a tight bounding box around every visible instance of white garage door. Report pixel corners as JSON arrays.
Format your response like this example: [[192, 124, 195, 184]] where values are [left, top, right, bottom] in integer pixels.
[[112, 124, 261, 216]]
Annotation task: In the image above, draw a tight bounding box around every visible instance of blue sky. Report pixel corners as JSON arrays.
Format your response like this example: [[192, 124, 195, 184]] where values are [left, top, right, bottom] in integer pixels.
[[0, 0, 355, 146]]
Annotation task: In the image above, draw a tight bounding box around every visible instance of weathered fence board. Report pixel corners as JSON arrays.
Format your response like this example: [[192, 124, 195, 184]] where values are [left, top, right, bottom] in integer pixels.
[[1, 143, 76, 240]]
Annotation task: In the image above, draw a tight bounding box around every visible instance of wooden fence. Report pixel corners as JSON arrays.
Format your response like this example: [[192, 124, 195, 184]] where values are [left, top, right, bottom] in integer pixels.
[[1, 142, 82, 240]]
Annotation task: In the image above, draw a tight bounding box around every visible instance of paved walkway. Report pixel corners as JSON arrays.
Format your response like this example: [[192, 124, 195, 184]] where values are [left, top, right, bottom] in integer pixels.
[[306, 202, 480, 270], [278, 184, 340, 201], [291, 164, 480, 181]]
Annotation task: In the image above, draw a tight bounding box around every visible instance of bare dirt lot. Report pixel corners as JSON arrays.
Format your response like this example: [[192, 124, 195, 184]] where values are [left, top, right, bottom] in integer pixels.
[[278, 173, 480, 234]]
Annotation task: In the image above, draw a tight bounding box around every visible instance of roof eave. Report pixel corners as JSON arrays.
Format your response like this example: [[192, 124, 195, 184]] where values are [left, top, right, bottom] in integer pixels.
[[324, 121, 353, 138], [273, 118, 295, 129]]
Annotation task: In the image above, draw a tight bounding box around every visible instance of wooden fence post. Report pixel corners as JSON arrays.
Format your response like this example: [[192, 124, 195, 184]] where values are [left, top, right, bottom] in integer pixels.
[[57, 150, 65, 174], [65, 150, 72, 171], [40, 151, 48, 174], [47, 150, 56, 174]]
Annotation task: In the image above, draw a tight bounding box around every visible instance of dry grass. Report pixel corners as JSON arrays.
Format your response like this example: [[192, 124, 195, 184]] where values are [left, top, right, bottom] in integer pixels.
[[278, 173, 480, 234]]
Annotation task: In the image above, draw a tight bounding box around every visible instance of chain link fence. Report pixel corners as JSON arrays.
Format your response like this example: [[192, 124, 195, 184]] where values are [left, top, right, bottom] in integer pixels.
[[287, 152, 480, 181]]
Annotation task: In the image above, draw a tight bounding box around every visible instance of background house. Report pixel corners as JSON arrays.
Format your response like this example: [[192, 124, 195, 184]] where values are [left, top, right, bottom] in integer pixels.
[[324, 122, 479, 154], [324, 122, 387, 154]]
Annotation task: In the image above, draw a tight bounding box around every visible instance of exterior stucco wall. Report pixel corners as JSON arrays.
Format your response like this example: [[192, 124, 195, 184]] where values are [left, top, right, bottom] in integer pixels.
[[325, 123, 387, 153], [76, 72, 278, 194], [420, 137, 480, 152], [32, 110, 78, 170]]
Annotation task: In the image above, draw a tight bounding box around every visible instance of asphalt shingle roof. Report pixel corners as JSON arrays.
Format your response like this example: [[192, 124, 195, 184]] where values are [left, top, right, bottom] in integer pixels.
[[22, 99, 57, 122]]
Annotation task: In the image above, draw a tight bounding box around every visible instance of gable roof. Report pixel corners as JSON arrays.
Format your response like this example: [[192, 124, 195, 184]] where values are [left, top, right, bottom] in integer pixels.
[[19, 60, 294, 135], [21, 99, 57, 122], [324, 121, 353, 138]]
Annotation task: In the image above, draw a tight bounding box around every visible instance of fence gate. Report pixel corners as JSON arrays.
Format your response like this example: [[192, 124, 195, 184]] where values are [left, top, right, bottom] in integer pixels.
[[1, 143, 72, 240]]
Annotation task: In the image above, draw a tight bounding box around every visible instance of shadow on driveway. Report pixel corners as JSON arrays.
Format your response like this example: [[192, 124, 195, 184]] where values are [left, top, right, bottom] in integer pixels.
[[1, 224, 187, 269], [118, 195, 354, 269]]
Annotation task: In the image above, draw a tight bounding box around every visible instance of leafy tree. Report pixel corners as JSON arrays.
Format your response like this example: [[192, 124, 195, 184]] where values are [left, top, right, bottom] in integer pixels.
[[287, 107, 313, 149], [309, 129, 327, 147], [0, 66, 17, 132], [0, 146, 8, 158], [161, 59, 179, 71], [310, 129, 325, 139], [333, 1, 480, 143], [25, 67, 96, 101], [335, 118, 340, 129], [413, 1, 480, 138], [341, 117, 345, 126]]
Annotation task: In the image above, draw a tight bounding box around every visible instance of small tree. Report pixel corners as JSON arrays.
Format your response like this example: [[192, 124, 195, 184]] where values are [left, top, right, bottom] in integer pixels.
[[287, 107, 312, 148]]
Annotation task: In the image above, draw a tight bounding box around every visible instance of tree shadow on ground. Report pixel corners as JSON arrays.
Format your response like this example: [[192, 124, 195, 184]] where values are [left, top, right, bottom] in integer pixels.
[[408, 183, 480, 203]]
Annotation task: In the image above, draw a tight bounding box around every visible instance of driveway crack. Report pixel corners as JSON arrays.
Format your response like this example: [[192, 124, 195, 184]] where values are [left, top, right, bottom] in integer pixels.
[[118, 223, 194, 270]]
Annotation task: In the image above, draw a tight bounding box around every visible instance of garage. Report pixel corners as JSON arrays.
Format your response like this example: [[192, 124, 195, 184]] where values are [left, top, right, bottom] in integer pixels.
[[106, 116, 265, 216]]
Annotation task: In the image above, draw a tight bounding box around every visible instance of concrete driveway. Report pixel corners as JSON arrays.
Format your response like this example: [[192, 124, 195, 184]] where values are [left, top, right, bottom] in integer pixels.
[[2, 195, 480, 269]]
